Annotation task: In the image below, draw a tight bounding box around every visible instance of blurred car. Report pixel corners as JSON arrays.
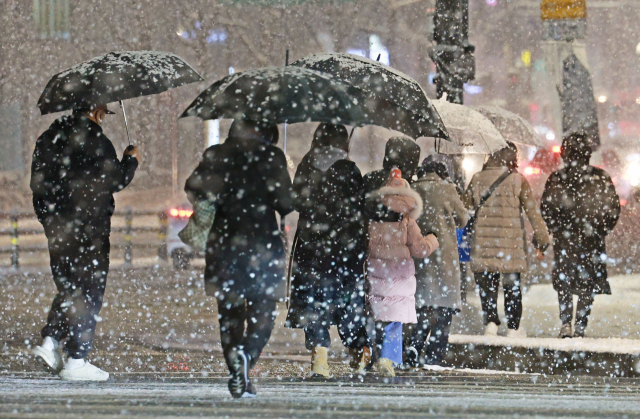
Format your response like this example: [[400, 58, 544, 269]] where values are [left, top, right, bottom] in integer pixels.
[[165, 205, 201, 269], [521, 146, 563, 200]]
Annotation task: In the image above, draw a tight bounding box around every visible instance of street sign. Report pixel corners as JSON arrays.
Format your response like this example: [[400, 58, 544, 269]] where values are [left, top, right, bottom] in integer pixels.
[[541, 0, 586, 20]]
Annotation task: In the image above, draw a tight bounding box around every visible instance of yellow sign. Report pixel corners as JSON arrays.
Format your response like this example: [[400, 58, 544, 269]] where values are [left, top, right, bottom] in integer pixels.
[[521, 50, 532, 67], [541, 0, 586, 20]]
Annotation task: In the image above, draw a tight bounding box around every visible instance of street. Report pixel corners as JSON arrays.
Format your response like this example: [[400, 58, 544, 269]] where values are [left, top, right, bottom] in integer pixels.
[[3, 371, 640, 418]]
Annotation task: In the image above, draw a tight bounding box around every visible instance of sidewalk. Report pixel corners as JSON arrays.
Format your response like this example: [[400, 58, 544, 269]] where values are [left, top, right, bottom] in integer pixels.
[[3, 266, 640, 378]]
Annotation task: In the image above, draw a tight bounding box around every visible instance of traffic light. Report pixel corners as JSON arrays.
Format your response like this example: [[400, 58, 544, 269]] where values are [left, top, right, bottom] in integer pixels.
[[430, 0, 475, 104]]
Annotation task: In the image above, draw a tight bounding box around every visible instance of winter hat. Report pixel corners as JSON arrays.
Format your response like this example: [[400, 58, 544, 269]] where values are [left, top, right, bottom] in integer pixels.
[[418, 156, 449, 180], [384, 167, 410, 188], [382, 137, 421, 179], [561, 132, 592, 165], [311, 123, 349, 152]]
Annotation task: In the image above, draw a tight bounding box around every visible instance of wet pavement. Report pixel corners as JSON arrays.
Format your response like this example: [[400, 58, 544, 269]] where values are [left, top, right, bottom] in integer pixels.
[[4, 266, 640, 416], [3, 371, 640, 418]]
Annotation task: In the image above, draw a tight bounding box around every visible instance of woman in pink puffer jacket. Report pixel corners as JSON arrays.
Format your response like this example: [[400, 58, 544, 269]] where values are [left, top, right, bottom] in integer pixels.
[[367, 168, 439, 377]]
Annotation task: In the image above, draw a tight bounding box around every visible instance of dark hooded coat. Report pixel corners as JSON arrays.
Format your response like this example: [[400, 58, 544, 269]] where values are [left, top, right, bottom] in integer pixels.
[[363, 137, 420, 222], [285, 147, 367, 328], [541, 165, 620, 295], [185, 136, 294, 301], [30, 114, 138, 225]]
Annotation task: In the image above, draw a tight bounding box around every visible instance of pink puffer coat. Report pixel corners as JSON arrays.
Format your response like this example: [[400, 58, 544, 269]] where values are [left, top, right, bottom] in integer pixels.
[[367, 184, 439, 323]]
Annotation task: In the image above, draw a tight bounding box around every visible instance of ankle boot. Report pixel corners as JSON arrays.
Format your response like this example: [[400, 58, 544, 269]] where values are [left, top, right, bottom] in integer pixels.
[[376, 357, 395, 377], [311, 347, 330, 378], [349, 347, 372, 374]]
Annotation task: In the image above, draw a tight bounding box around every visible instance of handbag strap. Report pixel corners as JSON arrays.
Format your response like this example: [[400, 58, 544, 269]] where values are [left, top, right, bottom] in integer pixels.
[[469, 169, 513, 222]]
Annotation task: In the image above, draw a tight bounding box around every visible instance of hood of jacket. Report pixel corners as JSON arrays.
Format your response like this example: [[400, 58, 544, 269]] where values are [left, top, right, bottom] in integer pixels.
[[310, 146, 348, 171], [382, 138, 421, 178], [371, 185, 423, 220]]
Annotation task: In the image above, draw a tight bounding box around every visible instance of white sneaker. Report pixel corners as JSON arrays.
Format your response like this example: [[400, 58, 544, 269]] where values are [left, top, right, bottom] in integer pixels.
[[32, 346, 63, 374], [484, 323, 498, 336], [59, 362, 109, 381], [506, 328, 527, 338]]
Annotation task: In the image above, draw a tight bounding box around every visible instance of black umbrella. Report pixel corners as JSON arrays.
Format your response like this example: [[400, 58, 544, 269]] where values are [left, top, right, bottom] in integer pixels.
[[181, 65, 447, 140], [38, 51, 203, 143], [291, 53, 449, 139], [181, 66, 365, 125], [561, 53, 600, 148]]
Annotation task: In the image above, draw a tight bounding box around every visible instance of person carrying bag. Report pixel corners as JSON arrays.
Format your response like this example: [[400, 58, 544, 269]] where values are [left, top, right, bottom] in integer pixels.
[[462, 143, 550, 338]]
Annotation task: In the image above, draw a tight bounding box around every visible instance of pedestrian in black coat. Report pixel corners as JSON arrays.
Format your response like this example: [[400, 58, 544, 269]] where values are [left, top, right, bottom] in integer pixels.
[[541, 132, 620, 338], [285, 123, 368, 376], [185, 119, 293, 398], [30, 106, 139, 381]]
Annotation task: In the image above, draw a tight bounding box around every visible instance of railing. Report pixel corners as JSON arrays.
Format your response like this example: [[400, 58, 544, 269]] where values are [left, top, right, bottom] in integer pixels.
[[0, 208, 169, 269]]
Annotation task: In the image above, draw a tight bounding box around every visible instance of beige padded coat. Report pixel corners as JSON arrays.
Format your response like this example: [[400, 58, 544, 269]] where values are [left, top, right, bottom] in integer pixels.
[[463, 167, 550, 274]]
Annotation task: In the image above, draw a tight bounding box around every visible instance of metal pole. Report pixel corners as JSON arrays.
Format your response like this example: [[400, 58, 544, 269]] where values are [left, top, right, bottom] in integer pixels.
[[282, 49, 290, 252], [124, 207, 133, 268], [158, 211, 168, 261], [10, 215, 19, 269], [119, 100, 133, 146]]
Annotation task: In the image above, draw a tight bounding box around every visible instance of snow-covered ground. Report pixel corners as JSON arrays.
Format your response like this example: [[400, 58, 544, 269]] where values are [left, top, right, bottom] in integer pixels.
[[455, 274, 640, 340]]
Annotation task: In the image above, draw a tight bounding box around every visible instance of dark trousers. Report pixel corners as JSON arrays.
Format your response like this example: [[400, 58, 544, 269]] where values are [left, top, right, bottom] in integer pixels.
[[476, 272, 522, 330], [217, 294, 277, 372], [557, 287, 595, 331], [304, 303, 369, 351], [407, 307, 455, 365], [41, 217, 111, 359]]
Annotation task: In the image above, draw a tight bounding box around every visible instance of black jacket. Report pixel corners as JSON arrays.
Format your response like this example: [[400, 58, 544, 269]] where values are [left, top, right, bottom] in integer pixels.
[[30, 115, 138, 223], [185, 137, 294, 301], [286, 147, 366, 327], [541, 164, 620, 294]]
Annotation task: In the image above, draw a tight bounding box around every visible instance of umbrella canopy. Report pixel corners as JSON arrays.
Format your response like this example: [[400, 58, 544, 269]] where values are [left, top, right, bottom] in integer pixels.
[[430, 99, 508, 154], [472, 105, 544, 148], [38, 51, 203, 115], [291, 53, 448, 139], [181, 66, 446, 139], [562, 53, 600, 148]]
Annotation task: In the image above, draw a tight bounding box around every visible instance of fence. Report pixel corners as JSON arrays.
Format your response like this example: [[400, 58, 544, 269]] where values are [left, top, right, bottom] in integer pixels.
[[0, 208, 168, 268]]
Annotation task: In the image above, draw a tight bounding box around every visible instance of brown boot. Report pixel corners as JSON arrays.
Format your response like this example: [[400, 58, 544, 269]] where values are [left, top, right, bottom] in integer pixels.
[[349, 347, 372, 374], [311, 347, 330, 378], [376, 357, 396, 377]]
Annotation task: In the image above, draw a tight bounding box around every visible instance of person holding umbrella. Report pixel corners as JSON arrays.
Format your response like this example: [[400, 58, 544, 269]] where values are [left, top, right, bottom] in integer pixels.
[[30, 104, 140, 381], [285, 123, 369, 377], [541, 133, 620, 338], [405, 157, 469, 368], [462, 142, 550, 338], [30, 51, 202, 381], [185, 119, 293, 399]]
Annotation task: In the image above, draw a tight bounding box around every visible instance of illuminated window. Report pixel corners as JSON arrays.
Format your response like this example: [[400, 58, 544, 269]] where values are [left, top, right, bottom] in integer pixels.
[[33, 0, 70, 39]]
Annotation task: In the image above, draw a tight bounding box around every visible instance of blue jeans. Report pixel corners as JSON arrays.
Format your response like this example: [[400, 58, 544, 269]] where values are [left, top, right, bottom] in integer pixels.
[[368, 321, 403, 365]]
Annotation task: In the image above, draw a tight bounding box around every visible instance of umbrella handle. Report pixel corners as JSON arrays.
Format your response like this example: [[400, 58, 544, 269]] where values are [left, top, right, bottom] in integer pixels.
[[119, 100, 133, 146]]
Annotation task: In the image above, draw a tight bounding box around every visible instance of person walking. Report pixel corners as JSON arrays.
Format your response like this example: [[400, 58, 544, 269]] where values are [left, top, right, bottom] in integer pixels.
[[286, 123, 369, 377], [185, 119, 293, 398], [463, 142, 550, 338], [405, 157, 469, 368], [367, 168, 439, 377], [30, 105, 140, 381], [540, 133, 620, 338]]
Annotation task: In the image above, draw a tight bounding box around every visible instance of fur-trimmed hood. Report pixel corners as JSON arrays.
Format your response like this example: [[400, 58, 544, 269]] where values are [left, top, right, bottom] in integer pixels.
[[371, 185, 423, 220]]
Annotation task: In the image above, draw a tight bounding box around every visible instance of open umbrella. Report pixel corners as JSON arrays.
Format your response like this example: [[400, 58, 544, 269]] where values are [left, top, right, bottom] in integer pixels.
[[291, 53, 448, 139], [430, 98, 507, 154], [38, 51, 203, 143], [181, 65, 447, 140], [472, 105, 544, 147]]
